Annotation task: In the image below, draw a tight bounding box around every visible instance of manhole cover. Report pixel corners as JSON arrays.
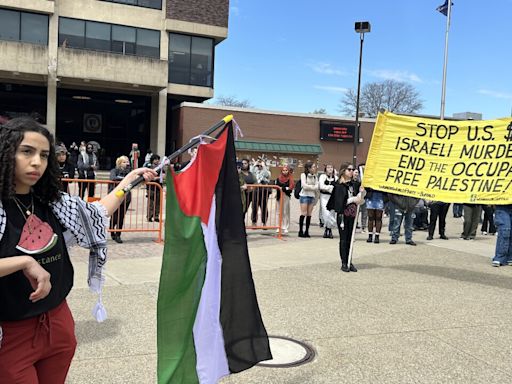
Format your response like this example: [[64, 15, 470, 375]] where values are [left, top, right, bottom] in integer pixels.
[[257, 335, 315, 368]]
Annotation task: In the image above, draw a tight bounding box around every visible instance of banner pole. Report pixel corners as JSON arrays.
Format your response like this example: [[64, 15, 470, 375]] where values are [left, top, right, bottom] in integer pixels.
[[116, 115, 233, 197]]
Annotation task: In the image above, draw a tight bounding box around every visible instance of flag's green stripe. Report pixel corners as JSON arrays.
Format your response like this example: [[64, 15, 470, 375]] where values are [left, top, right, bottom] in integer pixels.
[[157, 174, 206, 384]]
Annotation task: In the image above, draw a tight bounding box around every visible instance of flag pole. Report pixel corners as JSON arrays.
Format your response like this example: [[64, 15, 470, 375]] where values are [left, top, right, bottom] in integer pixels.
[[440, 0, 452, 120], [116, 115, 233, 197]]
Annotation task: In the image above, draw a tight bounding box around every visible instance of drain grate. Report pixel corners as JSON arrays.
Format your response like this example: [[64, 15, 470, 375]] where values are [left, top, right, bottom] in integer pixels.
[[257, 335, 316, 368]]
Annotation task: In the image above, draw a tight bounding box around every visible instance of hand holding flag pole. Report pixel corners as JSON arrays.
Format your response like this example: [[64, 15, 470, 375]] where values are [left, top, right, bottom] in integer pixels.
[[115, 114, 234, 198]]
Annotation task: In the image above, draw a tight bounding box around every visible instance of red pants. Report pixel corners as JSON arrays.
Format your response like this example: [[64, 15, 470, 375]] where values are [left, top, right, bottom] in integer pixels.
[[0, 300, 77, 384]]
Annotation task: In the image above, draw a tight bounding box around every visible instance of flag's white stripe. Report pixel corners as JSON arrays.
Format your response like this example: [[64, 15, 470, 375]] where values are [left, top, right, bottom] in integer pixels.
[[193, 195, 230, 383]]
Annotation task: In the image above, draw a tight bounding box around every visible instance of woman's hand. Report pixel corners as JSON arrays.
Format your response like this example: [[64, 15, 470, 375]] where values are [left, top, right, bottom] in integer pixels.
[[23, 258, 51, 303], [122, 167, 158, 186]]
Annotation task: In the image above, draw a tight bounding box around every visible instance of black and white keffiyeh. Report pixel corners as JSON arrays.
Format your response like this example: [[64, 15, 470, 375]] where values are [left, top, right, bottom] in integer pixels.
[[0, 192, 109, 323]]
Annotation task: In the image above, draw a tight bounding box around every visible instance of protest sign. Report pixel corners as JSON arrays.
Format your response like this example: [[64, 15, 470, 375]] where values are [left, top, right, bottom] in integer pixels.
[[364, 111, 512, 204]]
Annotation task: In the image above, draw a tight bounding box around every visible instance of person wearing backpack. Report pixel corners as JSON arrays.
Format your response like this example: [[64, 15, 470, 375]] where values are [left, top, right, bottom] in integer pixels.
[[298, 162, 319, 237]]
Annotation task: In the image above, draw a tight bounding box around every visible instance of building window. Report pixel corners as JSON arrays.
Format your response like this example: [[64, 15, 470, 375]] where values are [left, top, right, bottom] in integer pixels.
[[100, 0, 162, 10], [169, 33, 213, 87], [0, 8, 48, 45], [58, 18, 160, 58]]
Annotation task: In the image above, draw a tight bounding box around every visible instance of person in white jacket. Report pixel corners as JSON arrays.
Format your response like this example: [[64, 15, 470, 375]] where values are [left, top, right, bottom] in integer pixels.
[[318, 164, 337, 238], [298, 161, 319, 237]]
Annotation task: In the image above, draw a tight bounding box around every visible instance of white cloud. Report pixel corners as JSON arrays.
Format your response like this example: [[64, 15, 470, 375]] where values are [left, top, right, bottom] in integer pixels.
[[308, 62, 347, 76], [367, 69, 423, 83], [314, 85, 348, 94], [478, 89, 512, 100]]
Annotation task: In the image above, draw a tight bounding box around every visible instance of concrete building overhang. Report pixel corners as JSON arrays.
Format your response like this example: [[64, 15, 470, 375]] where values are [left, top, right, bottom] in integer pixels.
[[165, 19, 228, 44], [0, 0, 54, 14], [57, 48, 169, 90]]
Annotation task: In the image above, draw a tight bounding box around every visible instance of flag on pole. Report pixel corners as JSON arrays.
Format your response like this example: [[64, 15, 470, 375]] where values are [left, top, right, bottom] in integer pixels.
[[436, 0, 453, 16], [157, 121, 272, 384]]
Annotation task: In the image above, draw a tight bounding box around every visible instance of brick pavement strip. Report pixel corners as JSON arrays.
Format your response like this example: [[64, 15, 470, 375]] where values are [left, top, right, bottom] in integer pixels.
[[66, 212, 512, 384]]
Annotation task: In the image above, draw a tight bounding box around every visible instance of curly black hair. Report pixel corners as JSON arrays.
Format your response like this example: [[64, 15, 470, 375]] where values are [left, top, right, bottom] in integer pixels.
[[0, 117, 61, 204]]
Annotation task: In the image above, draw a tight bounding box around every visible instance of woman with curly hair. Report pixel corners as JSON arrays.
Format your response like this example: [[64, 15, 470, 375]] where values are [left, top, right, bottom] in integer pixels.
[[0, 117, 156, 383]]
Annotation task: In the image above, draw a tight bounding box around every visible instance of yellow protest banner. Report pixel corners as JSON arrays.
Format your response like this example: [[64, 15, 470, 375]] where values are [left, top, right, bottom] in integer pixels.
[[364, 111, 512, 204]]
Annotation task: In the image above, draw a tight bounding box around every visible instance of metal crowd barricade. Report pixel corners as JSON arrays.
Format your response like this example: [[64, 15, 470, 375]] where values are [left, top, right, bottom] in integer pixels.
[[243, 184, 284, 239], [61, 178, 165, 243]]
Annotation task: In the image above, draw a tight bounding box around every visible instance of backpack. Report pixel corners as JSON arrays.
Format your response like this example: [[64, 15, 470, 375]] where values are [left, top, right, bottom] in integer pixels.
[[293, 179, 302, 199]]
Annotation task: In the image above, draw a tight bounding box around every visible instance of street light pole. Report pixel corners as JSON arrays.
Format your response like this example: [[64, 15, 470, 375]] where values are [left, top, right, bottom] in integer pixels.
[[353, 21, 370, 166]]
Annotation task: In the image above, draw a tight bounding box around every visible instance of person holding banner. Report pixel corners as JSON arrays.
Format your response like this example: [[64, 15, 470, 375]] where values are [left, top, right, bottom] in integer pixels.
[[327, 163, 365, 272], [427, 201, 450, 240], [492, 205, 512, 267], [461, 203, 482, 240], [364, 188, 385, 244], [388, 193, 419, 246]]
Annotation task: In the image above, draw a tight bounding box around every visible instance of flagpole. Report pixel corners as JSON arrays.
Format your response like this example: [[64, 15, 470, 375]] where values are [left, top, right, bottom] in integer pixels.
[[116, 115, 233, 197], [440, 0, 452, 120]]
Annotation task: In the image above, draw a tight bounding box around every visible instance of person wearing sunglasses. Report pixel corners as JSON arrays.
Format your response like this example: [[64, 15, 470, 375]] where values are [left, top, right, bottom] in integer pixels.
[[327, 163, 365, 272]]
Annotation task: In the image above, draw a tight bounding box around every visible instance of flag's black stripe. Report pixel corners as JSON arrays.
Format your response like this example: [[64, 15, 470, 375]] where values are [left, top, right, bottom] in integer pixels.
[[215, 122, 273, 372]]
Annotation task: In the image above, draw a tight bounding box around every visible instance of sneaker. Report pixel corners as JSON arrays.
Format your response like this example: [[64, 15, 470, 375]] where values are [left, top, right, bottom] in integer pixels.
[[426, 236, 433, 240], [389, 239, 397, 244], [492, 261, 503, 267], [406, 240, 417, 246], [507, 260, 512, 266], [482, 231, 488, 235]]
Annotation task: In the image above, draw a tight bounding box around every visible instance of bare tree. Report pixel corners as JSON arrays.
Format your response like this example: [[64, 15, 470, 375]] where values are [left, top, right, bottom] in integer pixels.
[[311, 108, 327, 114], [339, 80, 423, 117], [211, 95, 254, 108]]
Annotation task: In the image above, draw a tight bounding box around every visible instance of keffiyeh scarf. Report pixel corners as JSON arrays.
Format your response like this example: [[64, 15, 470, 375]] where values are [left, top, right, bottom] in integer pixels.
[[0, 192, 109, 323]]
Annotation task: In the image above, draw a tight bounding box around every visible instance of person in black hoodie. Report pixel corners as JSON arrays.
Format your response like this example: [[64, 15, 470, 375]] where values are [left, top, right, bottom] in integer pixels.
[[55, 145, 75, 193], [327, 162, 365, 272]]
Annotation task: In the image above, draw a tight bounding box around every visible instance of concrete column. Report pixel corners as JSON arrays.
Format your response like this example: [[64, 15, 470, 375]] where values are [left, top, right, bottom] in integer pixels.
[[46, 80, 57, 135], [46, 4, 59, 135], [151, 89, 167, 157]]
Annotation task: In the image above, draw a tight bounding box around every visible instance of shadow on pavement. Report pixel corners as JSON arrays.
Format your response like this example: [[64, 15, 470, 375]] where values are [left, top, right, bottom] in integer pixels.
[[391, 264, 512, 290], [75, 318, 121, 344]]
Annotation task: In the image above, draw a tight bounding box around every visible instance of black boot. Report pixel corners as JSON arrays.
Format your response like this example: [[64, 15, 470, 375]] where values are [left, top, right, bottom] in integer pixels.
[[366, 233, 373, 243], [114, 233, 123, 244], [374, 234, 380, 244], [298, 215, 305, 237], [328, 228, 334, 238], [323, 228, 329, 238], [304, 216, 311, 237]]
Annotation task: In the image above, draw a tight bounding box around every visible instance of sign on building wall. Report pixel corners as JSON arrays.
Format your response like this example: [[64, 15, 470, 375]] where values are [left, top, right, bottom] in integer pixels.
[[83, 113, 102, 133], [319, 121, 355, 142]]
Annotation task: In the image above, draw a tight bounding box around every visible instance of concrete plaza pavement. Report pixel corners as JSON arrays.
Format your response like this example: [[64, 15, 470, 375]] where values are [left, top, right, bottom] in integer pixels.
[[65, 211, 512, 384]]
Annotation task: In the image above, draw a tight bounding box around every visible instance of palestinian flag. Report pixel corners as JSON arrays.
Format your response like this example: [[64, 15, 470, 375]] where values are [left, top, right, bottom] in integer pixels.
[[157, 121, 272, 384]]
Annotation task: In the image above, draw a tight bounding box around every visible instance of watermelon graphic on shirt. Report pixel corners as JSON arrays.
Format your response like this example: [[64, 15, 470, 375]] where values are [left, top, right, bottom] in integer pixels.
[[16, 214, 58, 255]]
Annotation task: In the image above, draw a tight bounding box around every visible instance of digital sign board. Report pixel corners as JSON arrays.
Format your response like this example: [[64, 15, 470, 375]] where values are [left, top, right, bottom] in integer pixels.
[[319, 121, 355, 142]]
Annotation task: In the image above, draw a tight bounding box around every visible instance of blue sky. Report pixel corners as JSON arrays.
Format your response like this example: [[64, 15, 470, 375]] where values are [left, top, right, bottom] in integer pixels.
[[213, 0, 512, 119]]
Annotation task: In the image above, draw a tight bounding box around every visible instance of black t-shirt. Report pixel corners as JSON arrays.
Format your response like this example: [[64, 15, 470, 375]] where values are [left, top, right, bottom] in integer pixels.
[[0, 194, 74, 321]]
